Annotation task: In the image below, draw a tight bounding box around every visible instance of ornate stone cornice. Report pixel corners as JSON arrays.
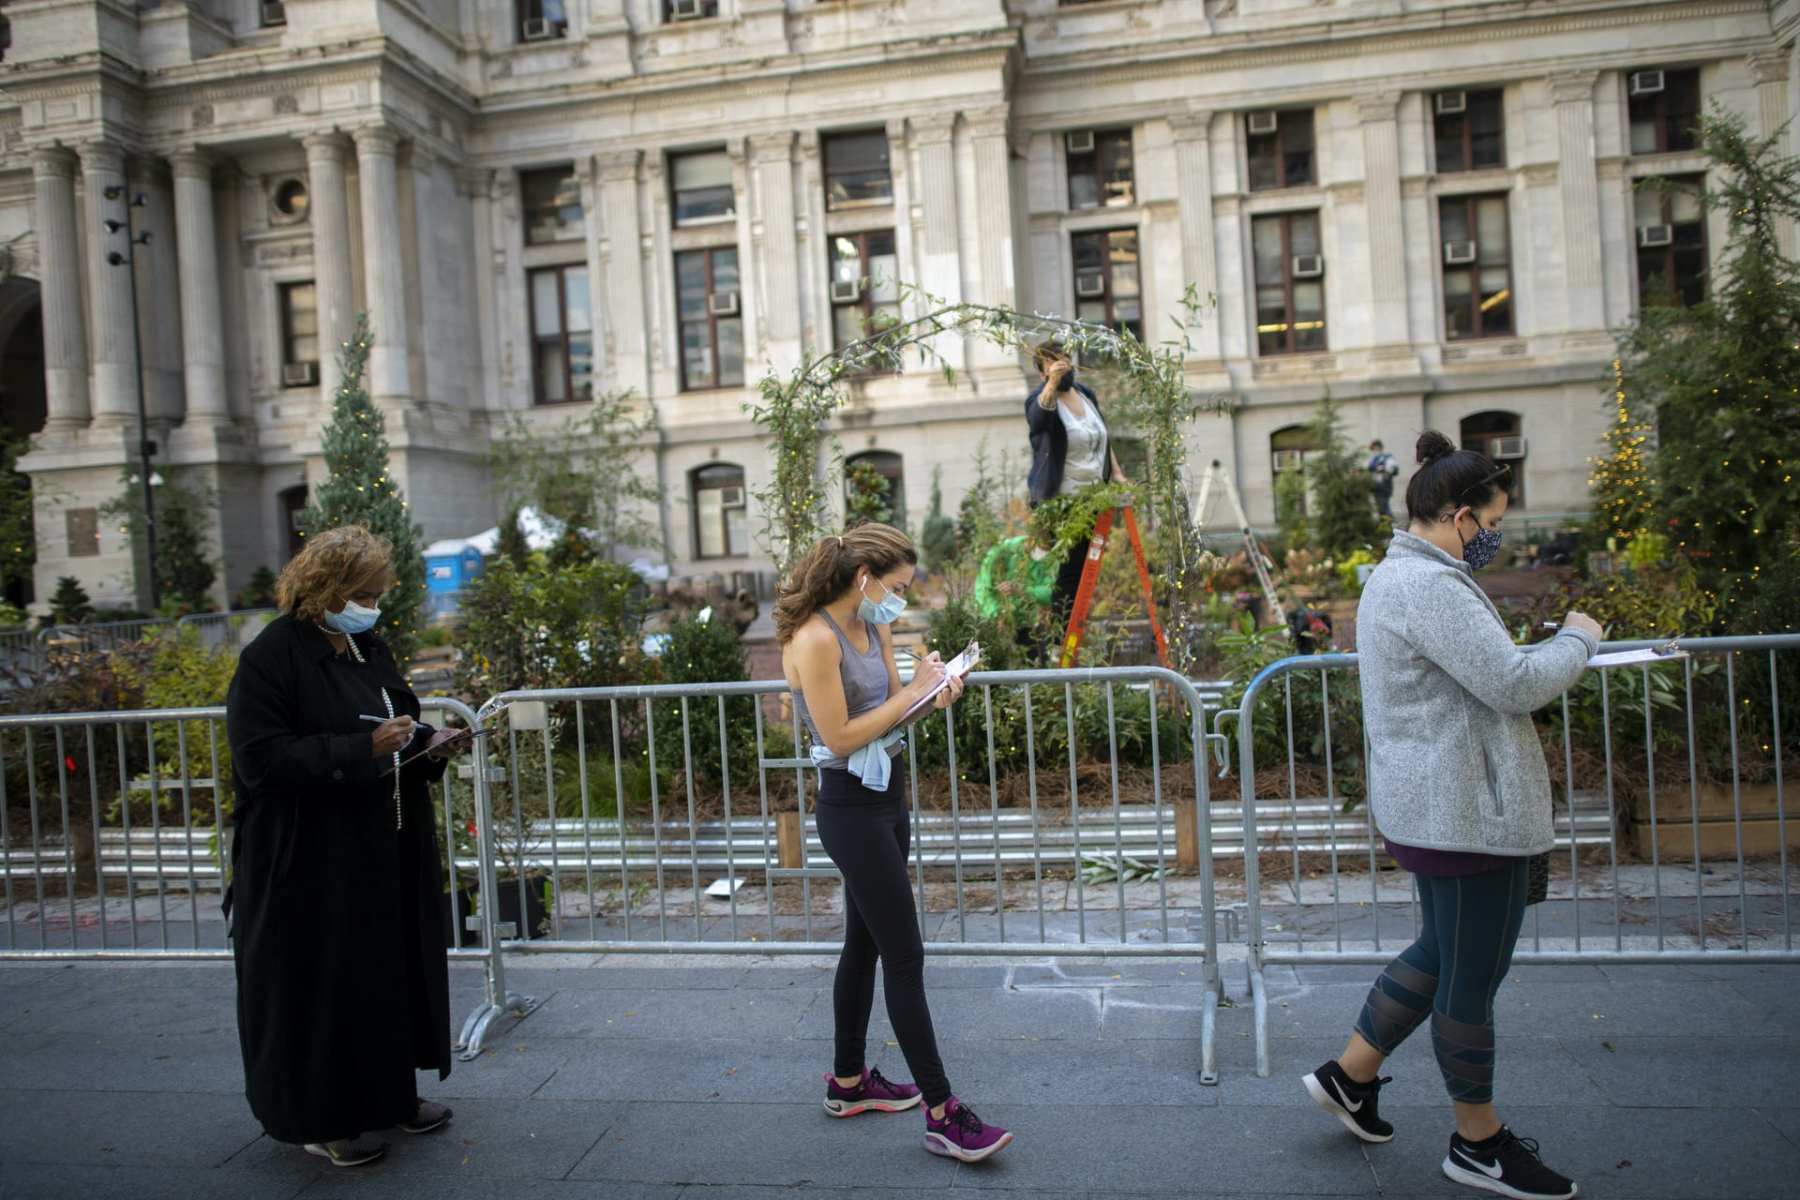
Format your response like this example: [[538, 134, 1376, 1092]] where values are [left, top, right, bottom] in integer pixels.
[[908, 113, 957, 147], [301, 132, 352, 164], [1548, 70, 1600, 105], [79, 138, 128, 175], [748, 131, 794, 163], [30, 145, 79, 180], [964, 106, 1011, 141], [353, 124, 403, 159], [1355, 91, 1401, 124], [1748, 49, 1791, 84], [168, 146, 215, 182], [1167, 107, 1214, 141]]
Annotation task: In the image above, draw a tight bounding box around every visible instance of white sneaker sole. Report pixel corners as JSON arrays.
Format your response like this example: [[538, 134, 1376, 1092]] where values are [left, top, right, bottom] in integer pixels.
[[924, 1129, 1013, 1163], [823, 1094, 922, 1118], [1442, 1155, 1578, 1200], [1303, 1072, 1393, 1144], [304, 1143, 386, 1168]]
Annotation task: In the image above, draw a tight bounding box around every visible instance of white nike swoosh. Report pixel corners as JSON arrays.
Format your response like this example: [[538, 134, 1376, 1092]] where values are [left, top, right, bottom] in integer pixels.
[[1332, 1079, 1364, 1114], [1456, 1149, 1505, 1180]]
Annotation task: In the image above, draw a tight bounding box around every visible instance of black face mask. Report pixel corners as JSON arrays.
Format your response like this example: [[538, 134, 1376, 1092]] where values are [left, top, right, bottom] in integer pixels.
[[1055, 367, 1077, 393]]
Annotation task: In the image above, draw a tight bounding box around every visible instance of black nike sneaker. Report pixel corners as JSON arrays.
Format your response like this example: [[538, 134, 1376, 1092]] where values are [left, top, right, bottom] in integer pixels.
[[1303, 1060, 1394, 1143], [1443, 1126, 1578, 1199]]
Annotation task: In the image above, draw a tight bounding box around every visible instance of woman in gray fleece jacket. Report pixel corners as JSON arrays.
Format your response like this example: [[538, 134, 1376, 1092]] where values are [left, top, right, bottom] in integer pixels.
[[1302, 432, 1602, 1200]]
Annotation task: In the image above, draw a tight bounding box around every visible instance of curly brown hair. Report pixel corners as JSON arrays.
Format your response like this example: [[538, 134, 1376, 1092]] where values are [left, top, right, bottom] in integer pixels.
[[274, 525, 396, 624], [773, 524, 917, 644]]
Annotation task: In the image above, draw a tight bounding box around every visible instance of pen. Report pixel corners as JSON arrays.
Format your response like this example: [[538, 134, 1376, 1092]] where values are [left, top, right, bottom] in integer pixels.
[[359, 713, 411, 723]]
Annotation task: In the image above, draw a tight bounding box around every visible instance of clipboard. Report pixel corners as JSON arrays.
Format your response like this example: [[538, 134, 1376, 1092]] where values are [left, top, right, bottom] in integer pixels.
[[381, 726, 480, 776], [1587, 644, 1686, 669], [892, 641, 980, 729]]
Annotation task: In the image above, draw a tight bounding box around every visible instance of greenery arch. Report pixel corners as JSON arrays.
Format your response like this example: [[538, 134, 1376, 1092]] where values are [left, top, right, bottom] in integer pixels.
[[743, 286, 1229, 672]]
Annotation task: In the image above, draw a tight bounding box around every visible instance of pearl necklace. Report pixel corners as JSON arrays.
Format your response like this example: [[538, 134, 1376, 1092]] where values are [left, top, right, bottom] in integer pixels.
[[320, 623, 403, 831]]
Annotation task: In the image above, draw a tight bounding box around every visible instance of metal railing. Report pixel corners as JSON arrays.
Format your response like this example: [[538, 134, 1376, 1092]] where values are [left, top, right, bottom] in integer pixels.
[[1221, 634, 1797, 1077]]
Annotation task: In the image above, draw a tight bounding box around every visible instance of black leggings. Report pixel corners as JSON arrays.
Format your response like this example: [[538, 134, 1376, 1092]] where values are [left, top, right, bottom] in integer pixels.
[[1354, 857, 1528, 1105], [814, 765, 951, 1107]]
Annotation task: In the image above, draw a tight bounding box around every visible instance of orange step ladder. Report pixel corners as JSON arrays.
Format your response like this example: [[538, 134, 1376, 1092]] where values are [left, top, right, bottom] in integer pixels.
[[1058, 506, 1171, 670]]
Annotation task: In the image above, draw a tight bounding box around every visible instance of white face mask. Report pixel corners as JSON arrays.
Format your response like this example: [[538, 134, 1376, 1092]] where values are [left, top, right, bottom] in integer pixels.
[[323, 599, 381, 635]]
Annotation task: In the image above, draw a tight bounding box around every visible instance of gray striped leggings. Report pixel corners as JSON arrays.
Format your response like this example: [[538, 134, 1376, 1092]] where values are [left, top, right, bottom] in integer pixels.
[[1353, 858, 1529, 1104]]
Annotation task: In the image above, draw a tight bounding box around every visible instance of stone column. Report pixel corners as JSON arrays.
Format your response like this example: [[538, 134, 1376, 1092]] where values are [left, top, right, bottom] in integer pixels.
[[131, 158, 185, 424], [1550, 71, 1605, 335], [1750, 50, 1795, 256], [597, 149, 648, 395], [170, 148, 229, 425], [354, 125, 411, 405], [31, 146, 90, 429], [302, 132, 356, 397], [909, 112, 965, 371], [1169, 108, 1221, 361], [457, 167, 500, 411], [1358, 92, 1410, 352], [967, 107, 1019, 368], [81, 139, 138, 426], [575, 155, 609, 383], [749, 132, 801, 373]]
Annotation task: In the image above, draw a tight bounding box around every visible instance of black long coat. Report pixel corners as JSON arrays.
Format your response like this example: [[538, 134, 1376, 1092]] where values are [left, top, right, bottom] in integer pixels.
[[225, 614, 452, 1145]]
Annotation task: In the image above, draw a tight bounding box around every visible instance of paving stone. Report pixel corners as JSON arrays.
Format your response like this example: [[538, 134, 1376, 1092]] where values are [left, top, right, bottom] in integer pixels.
[[1560, 1035, 1800, 1109], [0, 1087, 261, 1168], [507, 986, 814, 1041], [0, 1163, 309, 1200]]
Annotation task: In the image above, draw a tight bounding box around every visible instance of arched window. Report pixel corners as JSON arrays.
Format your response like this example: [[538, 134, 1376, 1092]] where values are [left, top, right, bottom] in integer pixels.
[[1269, 423, 1321, 476], [690, 463, 748, 559], [1459, 410, 1525, 507], [278, 485, 309, 561], [844, 450, 905, 531]]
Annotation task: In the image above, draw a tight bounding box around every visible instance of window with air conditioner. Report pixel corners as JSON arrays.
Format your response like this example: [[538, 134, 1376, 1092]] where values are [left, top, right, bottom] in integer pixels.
[[692, 463, 749, 559], [823, 130, 893, 211], [1252, 212, 1326, 356], [278, 281, 319, 385], [831, 230, 900, 352], [515, 0, 567, 42], [1434, 89, 1504, 173], [1459, 411, 1524, 506], [1247, 109, 1315, 191], [1439, 194, 1513, 341], [667, 0, 720, 19], [676, 246, 744, 390], [671, 149, 735, 225], [1635, 174, 1707, 308], [1066, 128, 1135, 211], [1629, 67, 1700, 155], [1069, 228, 1142, 342], [708, 290, 740, 317], [1065, 130, 1096, 155], [1490, 436, 1527, 460], [260, 1, 288, 28]]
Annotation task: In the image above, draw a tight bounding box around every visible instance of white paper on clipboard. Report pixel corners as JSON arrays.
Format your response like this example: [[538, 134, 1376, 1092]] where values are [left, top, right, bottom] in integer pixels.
[[1587, 648, 1687, 670], [895, 641, 981, 727]]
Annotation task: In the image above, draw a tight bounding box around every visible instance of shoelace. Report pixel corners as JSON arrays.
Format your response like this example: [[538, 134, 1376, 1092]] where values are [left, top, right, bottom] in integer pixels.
[[950, 1103, 986, 1135], [1501, 1130, 1543, 1160], [865, 1067, 896, 1093]]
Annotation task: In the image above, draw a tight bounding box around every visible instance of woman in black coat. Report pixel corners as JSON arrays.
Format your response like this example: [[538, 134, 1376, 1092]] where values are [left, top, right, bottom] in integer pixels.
[[1023, 340, 1130, 628], [226, 525, 473, 1168]]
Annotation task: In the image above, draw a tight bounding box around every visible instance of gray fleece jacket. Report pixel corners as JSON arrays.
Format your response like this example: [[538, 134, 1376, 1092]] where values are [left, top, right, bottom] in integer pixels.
[[1357, 532, 1598, 857]]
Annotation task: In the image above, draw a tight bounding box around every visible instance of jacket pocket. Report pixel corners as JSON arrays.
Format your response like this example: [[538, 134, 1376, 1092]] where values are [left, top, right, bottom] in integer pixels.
[[1481, 747, 1505, 818]]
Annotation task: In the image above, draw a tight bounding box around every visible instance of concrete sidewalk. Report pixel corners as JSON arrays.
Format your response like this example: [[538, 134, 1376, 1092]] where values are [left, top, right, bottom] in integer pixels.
[[0, 956, 1795, 1199]]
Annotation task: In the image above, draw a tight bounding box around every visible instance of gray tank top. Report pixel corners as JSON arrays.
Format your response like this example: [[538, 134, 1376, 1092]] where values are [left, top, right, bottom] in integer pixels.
[[793, 608, 898, 770]]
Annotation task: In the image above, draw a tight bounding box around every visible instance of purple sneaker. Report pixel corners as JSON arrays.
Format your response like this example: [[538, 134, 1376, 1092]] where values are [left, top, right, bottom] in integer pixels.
[[822, 1067, 923, 1118], [923, 1096, 1012, 1163]]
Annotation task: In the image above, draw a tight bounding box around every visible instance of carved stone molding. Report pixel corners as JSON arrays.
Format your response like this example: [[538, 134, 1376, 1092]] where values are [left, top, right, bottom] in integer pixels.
[[909, 113, 956, 147], [1748, 49, 1791, 84], [1355, 91, 1401, 124], [596, 149, 641, 182], [1548, 70, 1600, 105], [30, 145, 78, 180]]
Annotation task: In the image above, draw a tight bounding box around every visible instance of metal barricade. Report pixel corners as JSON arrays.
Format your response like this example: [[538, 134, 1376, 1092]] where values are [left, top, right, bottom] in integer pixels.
[[475, 666, 1224, 1082], [0, 697, 524, 1059], [35, 618, 175, 657], [1220, 634, 1798, 1077], [175, 609, 278, 654]]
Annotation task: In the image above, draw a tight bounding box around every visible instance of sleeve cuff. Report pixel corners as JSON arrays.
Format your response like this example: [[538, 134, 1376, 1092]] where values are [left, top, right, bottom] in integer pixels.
[[1558, 628, 1600, 659]]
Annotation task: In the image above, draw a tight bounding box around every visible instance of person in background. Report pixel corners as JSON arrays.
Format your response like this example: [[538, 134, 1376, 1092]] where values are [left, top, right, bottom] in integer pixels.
[[1303, 432, 1602, 1200], [1368, 439, 1400, 522], [778, 523, 1012, 1164], [1024, 341, 1130, 630], [226, 525, 473, 1168], [973, 533, 1059, 658]]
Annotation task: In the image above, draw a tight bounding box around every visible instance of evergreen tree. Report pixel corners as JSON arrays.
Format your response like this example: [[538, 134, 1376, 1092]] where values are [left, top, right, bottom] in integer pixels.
[[299, 314, 426, 665], [1619, 108, 1800, 628], [497, 508, 532, 571], [1302, 394, 1379, 559], [844, 458, 894, 529], [155, 482, 218, 612], [0, 433, 35, 602], [48, 576, 92, 625], [920, 466, 958, 572], [241, 566, 278, 609], [1586, 356, 1656, 549]]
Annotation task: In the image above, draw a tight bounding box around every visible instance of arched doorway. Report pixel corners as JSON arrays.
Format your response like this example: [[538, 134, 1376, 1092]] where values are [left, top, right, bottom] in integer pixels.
[[0, 277, 44, 610]]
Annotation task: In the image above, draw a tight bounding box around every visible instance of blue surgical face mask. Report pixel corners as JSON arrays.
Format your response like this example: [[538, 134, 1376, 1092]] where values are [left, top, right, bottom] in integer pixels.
[[324, 599, 381, 635], [1458, 518, 1504, 571], [857, 576, 907, 626]]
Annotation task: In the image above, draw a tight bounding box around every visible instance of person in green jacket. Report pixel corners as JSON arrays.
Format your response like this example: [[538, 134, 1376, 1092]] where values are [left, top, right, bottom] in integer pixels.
[[973, 536, 1058, 631]]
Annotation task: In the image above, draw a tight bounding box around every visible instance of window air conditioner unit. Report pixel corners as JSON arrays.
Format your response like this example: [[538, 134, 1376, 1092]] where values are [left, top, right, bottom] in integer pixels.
[[521, 16, 557, 40], [1490, 435, 1527, 460], [260, 0, 288, 27], [1629, 70, 1666, 97], [1065, 130, 1096, 155], [1443, 240, 1478, 265], [1271, 449, 1305, 473], [1291, 254, 1324, 278], [708, 290, 740, 316], [1637, 224, 1673, 248], [720, 486, 745, 508], [671, 0, 706, 19], [1074, 269, 1107, 298], [281, 361, 318, 387], [1247, 110, 1280, 136], [830, 279, 862, 304], [1435, 91, 1468, 116]]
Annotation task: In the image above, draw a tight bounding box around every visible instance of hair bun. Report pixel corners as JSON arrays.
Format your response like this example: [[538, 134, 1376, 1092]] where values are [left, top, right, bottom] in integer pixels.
[[1416, 430, 1456, 466]]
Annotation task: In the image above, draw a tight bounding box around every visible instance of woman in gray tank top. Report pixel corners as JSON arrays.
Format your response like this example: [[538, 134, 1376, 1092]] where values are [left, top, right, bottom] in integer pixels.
[[776, 523, 1013, 1164]]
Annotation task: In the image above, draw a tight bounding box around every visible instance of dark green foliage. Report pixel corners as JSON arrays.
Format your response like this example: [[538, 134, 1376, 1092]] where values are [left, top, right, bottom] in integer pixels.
[[1302, 394, 1379, 560]]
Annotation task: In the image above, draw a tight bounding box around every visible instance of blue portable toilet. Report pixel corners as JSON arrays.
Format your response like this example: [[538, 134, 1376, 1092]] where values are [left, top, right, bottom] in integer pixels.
[[422, 539, 485, 620]]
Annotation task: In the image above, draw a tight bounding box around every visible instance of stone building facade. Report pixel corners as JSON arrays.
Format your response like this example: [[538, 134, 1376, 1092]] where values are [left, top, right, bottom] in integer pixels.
[[0, 0, 1793, 610]]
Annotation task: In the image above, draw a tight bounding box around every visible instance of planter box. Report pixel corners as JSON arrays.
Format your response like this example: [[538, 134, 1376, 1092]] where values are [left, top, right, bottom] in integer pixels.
[[1635, 783, 1786, 824], [450, 875, 551, 946], [1633, 817, 1800, 860]]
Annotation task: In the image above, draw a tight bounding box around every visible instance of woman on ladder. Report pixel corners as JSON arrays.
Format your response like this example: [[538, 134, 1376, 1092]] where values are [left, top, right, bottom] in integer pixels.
[[778, 522, 1013, 1163]]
